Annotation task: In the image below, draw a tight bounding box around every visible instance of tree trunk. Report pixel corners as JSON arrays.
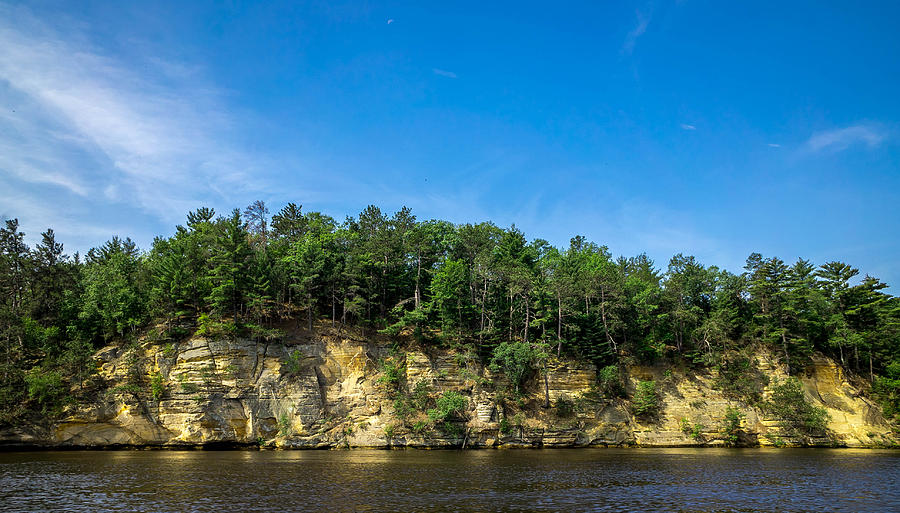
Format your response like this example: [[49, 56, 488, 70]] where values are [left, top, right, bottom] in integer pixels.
[[415, 254, 422, 310], [557, 296, 563, 357], [509, 294, 514, 342], [869, 351, 874, 382], [600, 288, 617, 354], [479, 277, 487, 344], [524, 299, 530, 343], [781, 328, 791, 375]]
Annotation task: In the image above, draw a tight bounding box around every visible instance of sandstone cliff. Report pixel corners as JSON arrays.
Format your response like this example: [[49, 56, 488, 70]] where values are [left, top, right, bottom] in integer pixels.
[[1, 325, 896, 449]]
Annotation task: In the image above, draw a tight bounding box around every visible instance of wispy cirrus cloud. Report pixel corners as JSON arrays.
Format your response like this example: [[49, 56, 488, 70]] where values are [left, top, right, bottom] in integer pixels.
[[805, 124, 887, 153], [680, 123, 696, 131], [0, 2, 269, 227], [622, 9, 652, 55], [432, 68, 458, 79]]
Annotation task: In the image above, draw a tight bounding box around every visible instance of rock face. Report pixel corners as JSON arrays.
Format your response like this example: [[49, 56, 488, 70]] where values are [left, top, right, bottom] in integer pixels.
[[1, 327, 896, 449]]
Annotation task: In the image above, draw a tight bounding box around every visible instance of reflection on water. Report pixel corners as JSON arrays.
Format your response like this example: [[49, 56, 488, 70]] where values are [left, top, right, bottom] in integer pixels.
[[1, 448, 898, 512]]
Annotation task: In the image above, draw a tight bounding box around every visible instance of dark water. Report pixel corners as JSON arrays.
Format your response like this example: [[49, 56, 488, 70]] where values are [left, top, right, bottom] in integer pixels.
[[1, 448, 898, 512]]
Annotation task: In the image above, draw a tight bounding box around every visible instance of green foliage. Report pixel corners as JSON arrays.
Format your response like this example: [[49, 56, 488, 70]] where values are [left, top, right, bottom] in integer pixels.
[[680, 417, 705, 441], [766, 378, 830, 436], [25, 368, 69, 414], [874, 361, 900, 421], [411, 420, 428, 434], [383, 423, 396, 440], [721, 407, 745, 445], [489, 341, 549, 394], [3, 203, 900, 431], [277, 413, 292, 437], [282, 349, 307, 378], [555, 396, 575, 417], [597, 365, 625, 398], [107, 383, 142, 398], [632, 380, 659, 419], [408, 380, 432, 410], [691, 422, 704, 441], [79, 237, 147, 342], [426, 391, 468, 433], [179, 380, 200, 395], [195, 313, 239, 339], [499, 417, 511, 435], [149, 371, 165, 401], [713, 355, 770, 405], [376, 353, 406, 395]]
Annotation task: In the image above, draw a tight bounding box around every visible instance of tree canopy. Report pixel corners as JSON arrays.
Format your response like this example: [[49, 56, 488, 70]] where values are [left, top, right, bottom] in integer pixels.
[[2, 203, 898, 423]]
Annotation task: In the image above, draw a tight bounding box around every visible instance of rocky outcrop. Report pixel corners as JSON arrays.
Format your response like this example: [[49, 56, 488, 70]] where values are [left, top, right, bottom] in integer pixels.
[[1, 326, 896, 449]]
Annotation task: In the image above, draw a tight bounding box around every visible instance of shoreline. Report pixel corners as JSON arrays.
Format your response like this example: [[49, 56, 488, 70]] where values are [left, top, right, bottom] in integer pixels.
[[3, 441, 898, 451]]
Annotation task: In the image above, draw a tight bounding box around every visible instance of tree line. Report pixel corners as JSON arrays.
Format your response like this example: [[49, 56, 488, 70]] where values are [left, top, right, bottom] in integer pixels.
[[1, 202, 898, 422]]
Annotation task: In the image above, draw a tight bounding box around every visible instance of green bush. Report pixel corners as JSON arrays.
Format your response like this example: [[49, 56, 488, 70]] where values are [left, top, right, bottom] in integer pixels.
[[277, 413, 292, 437], [713, 355, 770, 405], [691, 422, 704, 441], [408, 380, 432, 410], [721, 406, 745, 445], [427, 391, 468, 436], [393, 397, 413, 419], [499, 417, 511, 435], [376, 354, 405, 395], [874, 361, 900, 421], [427, 391, 468, 423], [681, 417, 705, 441], [282, 349, 306, 378], [489, 341, 548, 394], [598, 365, 625, 398], [391, 380, 434, 422], [632, 380, 659, 418], [555, 396, 575, 418], [0, 367, 26, 424], [24, 368, 69, 414], [766, 378, 829, 436], [181, 381, 200, 394], [195, 313, 239, 339], [411, 420, 428, 434], [150, 371, 165, 401]]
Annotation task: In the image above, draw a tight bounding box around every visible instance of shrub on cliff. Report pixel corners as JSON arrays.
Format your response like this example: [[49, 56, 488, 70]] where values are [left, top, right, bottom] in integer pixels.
[[427, 391, 468, 435], [24, 368, 69, 415], [598, 365, 625, 398], [489, 341, 549, 394], [874, 361, 900, 421], [376, 353, 406, 396], [632, 380, 659, 419], [721, 407, 745, 445], [766, 378, 829, 436], [713, 355, 770, 405]]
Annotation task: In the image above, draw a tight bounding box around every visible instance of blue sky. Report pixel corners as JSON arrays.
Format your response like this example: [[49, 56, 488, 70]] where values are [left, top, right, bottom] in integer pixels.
[[1, 1, 898, 287]]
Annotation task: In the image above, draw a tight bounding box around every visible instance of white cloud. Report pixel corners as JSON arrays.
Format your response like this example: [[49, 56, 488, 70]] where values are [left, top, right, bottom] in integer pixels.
[[622, 9, 651, 55], [387, 19, 394, 24], [0, 3, 269, 226], [680, 123, 696, 130], [768, 143, 781, 148], [432, 68, 458, 79], [805, 125, 886, 153]]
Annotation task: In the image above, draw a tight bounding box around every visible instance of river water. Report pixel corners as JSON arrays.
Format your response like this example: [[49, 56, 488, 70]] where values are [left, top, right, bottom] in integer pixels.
[[1, 448, 898, 512]]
